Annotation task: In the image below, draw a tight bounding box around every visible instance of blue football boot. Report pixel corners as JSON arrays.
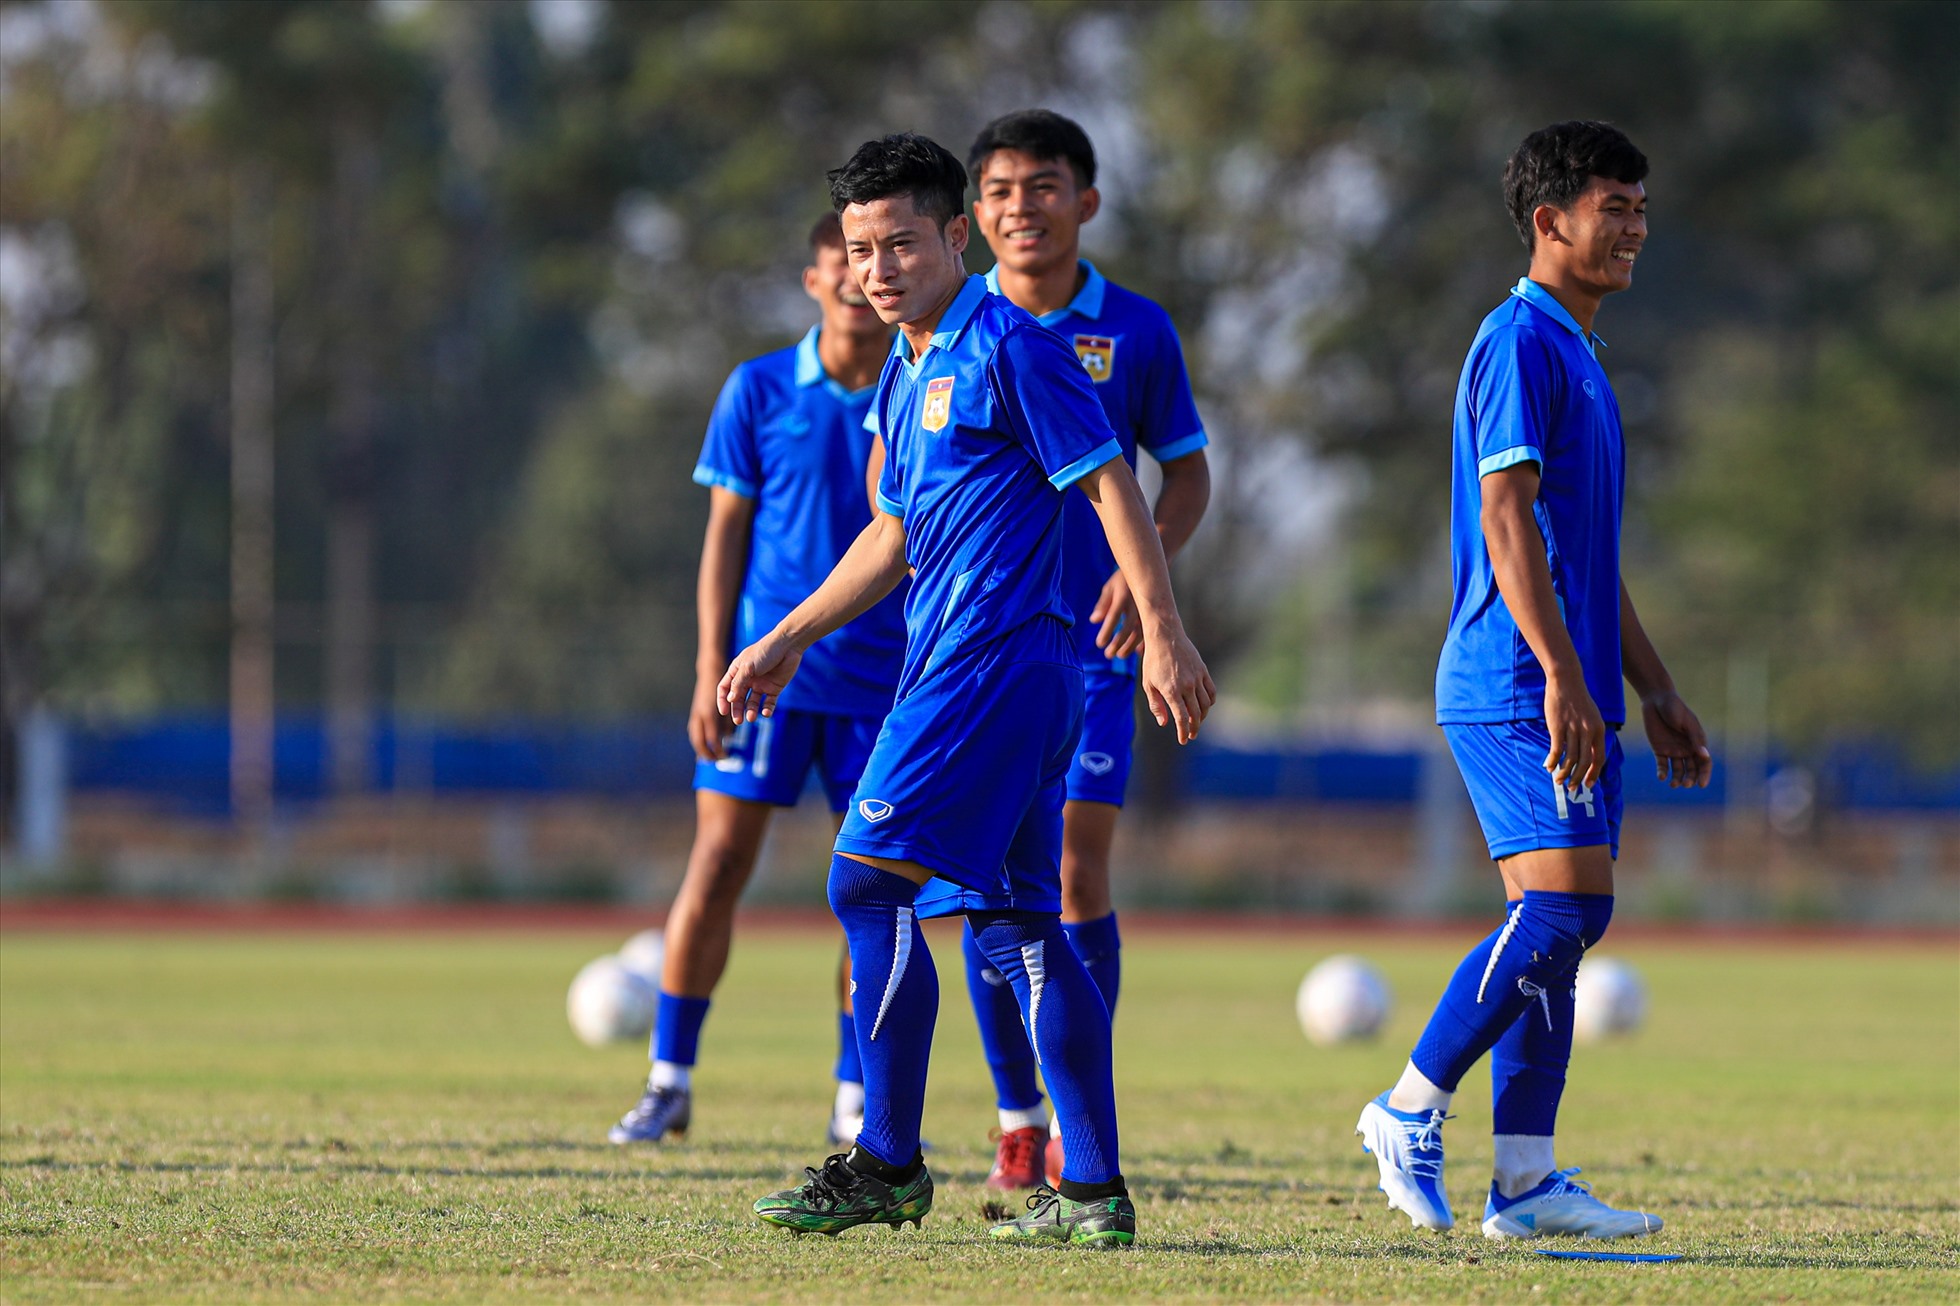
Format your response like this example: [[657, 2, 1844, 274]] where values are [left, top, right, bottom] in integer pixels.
[[1483, 1168, 1663, 1239], [608, 1083, 690, 1144], [1356, 1091, 1454, 1230]]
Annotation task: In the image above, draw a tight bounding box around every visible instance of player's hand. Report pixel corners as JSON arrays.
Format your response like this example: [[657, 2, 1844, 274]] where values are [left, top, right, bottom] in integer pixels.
[[1543, 669, 1607, 793], [1641, 689, 1713, 789], [687, 671, 731, 762], [718, 631, 803, 724], [1090, 568, 1144, 660], [1140, 623, 1216, 745]]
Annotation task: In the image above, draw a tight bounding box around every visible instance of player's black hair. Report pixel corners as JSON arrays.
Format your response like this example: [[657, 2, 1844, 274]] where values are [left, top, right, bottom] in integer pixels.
[[827, 133, 968, 230], [967, 108, 1097, 188], [1503, 121, 1648, 250], [808, 211, 844, 254]]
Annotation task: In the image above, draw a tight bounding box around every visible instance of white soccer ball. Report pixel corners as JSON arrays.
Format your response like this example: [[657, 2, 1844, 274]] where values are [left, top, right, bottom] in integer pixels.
[[617, 928, 666, 983], [566, 955, 657, 1047], [1573, 956, 1647, 1043], [1296, 955, 1393, 1045]]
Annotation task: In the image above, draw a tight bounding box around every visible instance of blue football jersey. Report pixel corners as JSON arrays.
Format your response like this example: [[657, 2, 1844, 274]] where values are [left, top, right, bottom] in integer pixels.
[[984, 262, 1207, 677], [1436, 278, 1627, 727], [693, 326, 906, 716], [868, 275, 1123, 698]]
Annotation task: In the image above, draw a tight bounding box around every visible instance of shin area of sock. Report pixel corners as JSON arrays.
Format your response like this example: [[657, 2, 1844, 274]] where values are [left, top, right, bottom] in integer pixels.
[[1408, 892, 1597, 1091], [969, 910, 1120, 1185], [962, 920, 1044, 1111], [1060, 912, 1122, 1018], [826, 855, 938, 1169]]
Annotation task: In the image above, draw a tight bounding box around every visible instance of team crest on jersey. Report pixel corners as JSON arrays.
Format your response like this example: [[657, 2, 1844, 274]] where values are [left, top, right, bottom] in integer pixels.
[[921, 376, 954, 432], [1074, 335, 1116, 383]]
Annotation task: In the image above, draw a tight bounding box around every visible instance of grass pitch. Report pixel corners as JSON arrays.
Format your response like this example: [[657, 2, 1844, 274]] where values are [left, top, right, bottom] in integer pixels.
[[2, 919, 1955, 1302]]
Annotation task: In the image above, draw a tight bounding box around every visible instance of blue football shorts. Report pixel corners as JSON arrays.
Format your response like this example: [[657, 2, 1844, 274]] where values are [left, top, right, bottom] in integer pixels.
[[1066, 669, 1136, 806], [693, 708, 882, 813], [837, 618, 1083, 918], [1443, 721, 1624, 860]]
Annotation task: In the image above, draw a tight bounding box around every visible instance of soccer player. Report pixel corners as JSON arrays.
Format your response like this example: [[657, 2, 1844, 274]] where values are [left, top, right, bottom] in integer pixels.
[[608, 214, 904, 1148], [956, 109, 1210, 1192], [725, 133, 1214, 1247], [1357, 121, 1711, 1239]]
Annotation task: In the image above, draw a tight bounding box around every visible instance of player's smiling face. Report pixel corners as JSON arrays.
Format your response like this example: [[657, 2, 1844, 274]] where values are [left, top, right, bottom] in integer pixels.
[[973, 149, 1099, 278], [1543, 175, 1647, 296], [803, 241, 883, 337], [840, 195, 969, 329]]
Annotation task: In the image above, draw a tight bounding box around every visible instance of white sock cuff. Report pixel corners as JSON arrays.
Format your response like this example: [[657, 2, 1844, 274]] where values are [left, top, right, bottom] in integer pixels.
[[1492, 1134, 1557, 1198], [649, 1060, 691, 1091], [1387, 1061, 1452, 1113], [833, 1080, 865, 1117], [998, 1104, 1047, 1133]]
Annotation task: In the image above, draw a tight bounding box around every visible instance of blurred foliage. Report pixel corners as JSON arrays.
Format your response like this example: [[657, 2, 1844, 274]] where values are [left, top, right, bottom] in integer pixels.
[[1, 0, 1954, 764]]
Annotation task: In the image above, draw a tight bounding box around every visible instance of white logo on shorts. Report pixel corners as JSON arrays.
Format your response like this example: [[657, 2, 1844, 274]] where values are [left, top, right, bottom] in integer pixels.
[[857, 799, 895, 823], [1079, 752, 1115, 776]]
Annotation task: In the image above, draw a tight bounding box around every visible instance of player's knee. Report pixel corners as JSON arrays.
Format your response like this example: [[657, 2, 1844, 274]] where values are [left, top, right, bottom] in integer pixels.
[[1577, 894, 1614, 950], [688, 839, 755, 901], [826, 853, 919, 915], [1511, 891, 1613, 979], [966, 909, 1061, 980]]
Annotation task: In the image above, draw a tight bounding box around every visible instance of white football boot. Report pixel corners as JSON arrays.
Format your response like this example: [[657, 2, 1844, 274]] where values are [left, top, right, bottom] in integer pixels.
[[1482, 1167, 1663, 1239], [1356, 1092, 1454, 1231]]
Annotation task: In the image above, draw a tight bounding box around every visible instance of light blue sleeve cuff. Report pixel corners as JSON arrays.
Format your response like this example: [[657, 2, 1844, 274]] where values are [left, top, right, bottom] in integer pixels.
[[1048, 438, 1123, 490], [875, 491, 903, 517], [692, 465, 758, 498], [863, 408, 880, 435], [1145, 429, 1209, 463], [1477, 445, 1543, 478]]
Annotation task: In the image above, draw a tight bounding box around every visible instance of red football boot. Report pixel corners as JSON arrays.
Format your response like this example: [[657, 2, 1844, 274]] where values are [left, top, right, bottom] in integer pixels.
[[985, 1125, 1047, 1191]]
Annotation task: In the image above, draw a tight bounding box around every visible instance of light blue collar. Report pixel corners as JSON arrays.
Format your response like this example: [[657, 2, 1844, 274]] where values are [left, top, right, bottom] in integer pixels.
[[793, 326, 825, 386], [983, 260, 1106, 328], [896, 274, 989, 364], [796, 325, 876, 399], [1512, 277, 1606, 355]]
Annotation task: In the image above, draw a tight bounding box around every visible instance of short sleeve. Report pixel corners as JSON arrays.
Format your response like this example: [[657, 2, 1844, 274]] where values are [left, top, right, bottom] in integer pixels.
[[990, 326, 1122, 490], [1467, 326, 1557, 477], [692, 367, 761, 498], [1135, 314, 1208, 463], [871, 372, 904, 517]]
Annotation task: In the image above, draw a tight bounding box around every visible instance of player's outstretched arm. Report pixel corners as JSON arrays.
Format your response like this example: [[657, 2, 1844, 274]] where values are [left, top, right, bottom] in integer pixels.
[[1481, 464, 1606, 791], [1621, 579, 1713, 788], [692, 487, 755, 761], [1076, 456, 1216, 744], [1091, 449, 1211, 661], [719, 511, 910, 724]]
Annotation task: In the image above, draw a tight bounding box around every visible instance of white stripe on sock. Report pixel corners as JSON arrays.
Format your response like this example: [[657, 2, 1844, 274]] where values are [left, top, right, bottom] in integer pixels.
[[868, 906, 913, 1042], [1477, 903, 1523, 1004], [1020, 940, 1047, 1065]]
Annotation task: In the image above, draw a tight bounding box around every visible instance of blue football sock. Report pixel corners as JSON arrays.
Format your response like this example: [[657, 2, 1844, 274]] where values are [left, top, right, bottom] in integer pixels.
[[827, 855, 937, 1170], [835, 1010, 862, 1086], [969, 910, 1120, 1186], [1491, 895, 1611, 1136], [652, 992, 711, 1067], [1409, 891, 1612, 1093], [963, 921, 1044, 1112], [1061, 912, 1122, 1018]]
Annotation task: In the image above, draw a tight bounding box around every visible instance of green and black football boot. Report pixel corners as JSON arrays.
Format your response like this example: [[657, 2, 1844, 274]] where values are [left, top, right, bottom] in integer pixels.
[[989, 1184, 1136, 1249], [753, 1152, 933, 1236]]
